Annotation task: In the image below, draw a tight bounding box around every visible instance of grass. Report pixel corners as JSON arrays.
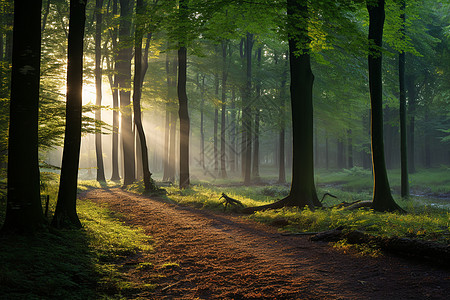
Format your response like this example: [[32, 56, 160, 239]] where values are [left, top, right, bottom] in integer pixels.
[[136, 171, 450, 246], [0, 178, 155, 299]]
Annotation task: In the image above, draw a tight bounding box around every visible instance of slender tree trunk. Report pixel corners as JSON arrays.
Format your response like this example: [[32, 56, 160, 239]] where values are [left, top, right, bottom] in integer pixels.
[[337, 138, 345, 169], [325, 135, 329, 170], [367, 0, 403, 212], [118, 0, 135, 186], [214, 73, 219, 172], [94, 0, 106, 182], [406, 75, 416, 173], [177, 0, 190, 188], [168, 110, 177, 181], [220, 42, 228, 178], [424, 110, 431, 168], [229, 88, 236, 173], [252, 46, 262, 180], [107, 0, 120, 181], [347, 129, 353, 169], [133, 0, 153, 192], [243, 32, 253, 185], [278, 54, 287, 184], [1, 0, 46, 234], [399, 0, 409, 197], [52, 0, 87, 228], [200, 75, 205, 169]]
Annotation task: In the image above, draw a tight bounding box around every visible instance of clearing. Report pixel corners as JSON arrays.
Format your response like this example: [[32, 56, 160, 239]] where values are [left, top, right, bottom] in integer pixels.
[[81, 188, 449, 299]]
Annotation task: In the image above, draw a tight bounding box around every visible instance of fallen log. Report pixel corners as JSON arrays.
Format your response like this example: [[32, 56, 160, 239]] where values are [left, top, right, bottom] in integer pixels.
[[311, 228, 450, 267]]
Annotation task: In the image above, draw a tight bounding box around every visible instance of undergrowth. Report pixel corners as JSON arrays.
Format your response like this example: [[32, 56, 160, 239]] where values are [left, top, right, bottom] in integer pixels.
[[151, 182, 450, 246], [0, 178, 154, 299]]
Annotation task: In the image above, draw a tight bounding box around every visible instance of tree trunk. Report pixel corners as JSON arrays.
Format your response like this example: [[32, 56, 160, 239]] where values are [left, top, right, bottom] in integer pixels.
[[200, 75, 205, 169], [177, 0, 190, 188], [243, 32, 253, 185], [229, 88, 236, 173], [399, 0, 409, 198], [108, 0, 120, 181], [325, 135, 329, 170], [118, 0, 135, 186], [337, 138, 345, 169], [278, 52, 288, 183], [347, 129, 353, 169], [220, 41, 228, 179], [1, 0, 46, 234], [367, 0, 403, 212], [406, 75, 416, 173], [52, 0, 87, 229], [252, 46, 262, 181], [244, 0, 321, 214], [94, 0, 106, 182], [133, 0, 153, 192], [214, 73, 219, 172]]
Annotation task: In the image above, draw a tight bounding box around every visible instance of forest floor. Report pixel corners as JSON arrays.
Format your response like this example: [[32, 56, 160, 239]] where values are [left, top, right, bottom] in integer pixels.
[[80, 188, 449, 300]]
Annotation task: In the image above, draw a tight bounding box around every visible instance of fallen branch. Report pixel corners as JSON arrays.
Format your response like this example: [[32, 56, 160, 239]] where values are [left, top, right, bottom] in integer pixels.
[[219, 193, 244, 212], [320, 192, 337, 202]]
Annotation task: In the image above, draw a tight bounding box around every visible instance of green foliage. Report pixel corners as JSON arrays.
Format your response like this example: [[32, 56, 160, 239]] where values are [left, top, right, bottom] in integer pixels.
[[0, 178, 154, 299], [128, 177, 450, 250]]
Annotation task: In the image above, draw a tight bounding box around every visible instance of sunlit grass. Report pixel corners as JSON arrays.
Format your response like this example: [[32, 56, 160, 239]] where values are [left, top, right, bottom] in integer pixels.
[[0, 176, 155, 299], [141, 180, 450, 246]]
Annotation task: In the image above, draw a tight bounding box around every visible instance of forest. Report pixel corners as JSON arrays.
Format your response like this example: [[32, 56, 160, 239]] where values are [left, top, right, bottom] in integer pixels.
[[0, 0, 449, 299]]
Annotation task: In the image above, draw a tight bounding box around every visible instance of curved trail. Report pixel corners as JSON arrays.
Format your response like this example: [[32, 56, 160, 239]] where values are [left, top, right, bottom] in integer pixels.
[[81, 188, 449, 299]]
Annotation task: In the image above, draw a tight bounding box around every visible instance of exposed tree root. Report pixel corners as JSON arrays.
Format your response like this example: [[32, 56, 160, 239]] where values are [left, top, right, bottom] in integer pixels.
[[242, 196, 294, 214], [311, 227, 450, 267]]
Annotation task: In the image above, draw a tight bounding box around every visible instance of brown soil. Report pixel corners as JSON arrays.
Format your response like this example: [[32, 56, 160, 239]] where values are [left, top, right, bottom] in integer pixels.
[[80, 188, 449, 299]]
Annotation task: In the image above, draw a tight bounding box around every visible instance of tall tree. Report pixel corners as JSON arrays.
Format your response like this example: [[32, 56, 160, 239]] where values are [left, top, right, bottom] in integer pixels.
[[52, 0, 88, 229], [118, 0, 135, 186], [367, 0, 403, 212], [277, 52, 288, 184], [1, 0, 46, 234], [243, 32, 253, 185], [94, 0, 106, 182], [252, 46, 262, 181], [220, 41, 228, 178], [108, 0, 121, 181], [399, 0, 409, 197], [178, 0, 190, 188], [133, 0, 155, 192], [244, 0, 321, 213]]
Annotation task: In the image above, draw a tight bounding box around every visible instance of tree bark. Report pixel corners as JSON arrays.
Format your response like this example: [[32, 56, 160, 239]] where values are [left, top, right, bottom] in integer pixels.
[[278, 52, 287, 183], [177, 0, 190, 188], [214, 73, 219, 172], [399, 0, 409, 197], [243, 32, 253, 185], [367, 0, 403, 212], [252, 47, 262, 181], [347, 129, 353, 169], [133, 0, 154, 192], [52, 0, 87, 229], [1, 0, 46, 234], [109, 0, 120, 181], [229, 88, 237, 173], [95, 0, 106, 182], [406, 74, 416, 173], [220, 41, 228, 179], [200, 75, 205, 169], [118, 0, 135, 186]]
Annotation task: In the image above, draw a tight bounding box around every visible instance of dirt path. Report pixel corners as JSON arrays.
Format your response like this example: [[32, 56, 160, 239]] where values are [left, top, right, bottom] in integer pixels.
[[81, 188, 449, 299]]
